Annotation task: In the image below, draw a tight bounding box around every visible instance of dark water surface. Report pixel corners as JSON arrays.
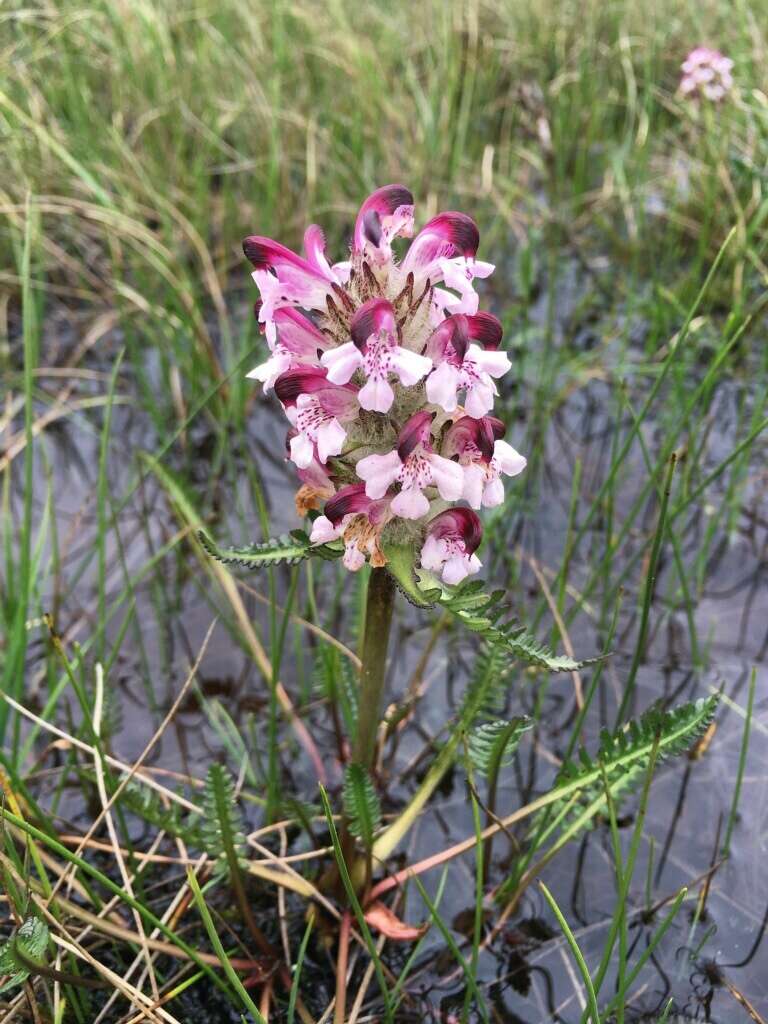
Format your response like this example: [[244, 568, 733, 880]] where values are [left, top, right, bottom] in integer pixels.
[[9, 259, 768, 1022]]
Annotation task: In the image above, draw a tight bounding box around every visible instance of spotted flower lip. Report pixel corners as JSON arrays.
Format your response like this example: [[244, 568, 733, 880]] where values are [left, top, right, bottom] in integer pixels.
[[420, 507, 483, 585], [321, 298, 432, 413], [275, 368, 359, 469], [243, 184, 526, 572], [356, 411, 464, 520]]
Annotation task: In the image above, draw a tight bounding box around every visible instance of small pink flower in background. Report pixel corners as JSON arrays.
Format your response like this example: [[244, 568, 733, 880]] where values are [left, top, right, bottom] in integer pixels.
[[243, 184, 526, 574], [420, 508, 483, 585], [680, 47, 734, 102]]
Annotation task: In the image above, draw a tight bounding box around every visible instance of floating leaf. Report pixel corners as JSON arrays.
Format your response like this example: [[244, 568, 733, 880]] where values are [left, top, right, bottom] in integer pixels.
[[363, 901, 426, 941]]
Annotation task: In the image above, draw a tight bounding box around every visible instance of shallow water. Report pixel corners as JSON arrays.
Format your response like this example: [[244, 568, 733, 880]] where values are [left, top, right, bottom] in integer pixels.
[[7, 258, 768, 1022]]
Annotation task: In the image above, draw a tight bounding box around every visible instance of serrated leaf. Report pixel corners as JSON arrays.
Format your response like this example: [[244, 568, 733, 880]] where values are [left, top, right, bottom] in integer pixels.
[[201, 764, 247, 867], [468, 717, 533, 777], [343, 764, 382, 849], [0, 917, 49, 994], [412, 570, 595, 672], [198, 529, 342, 570], [532, 695, 719, 843]]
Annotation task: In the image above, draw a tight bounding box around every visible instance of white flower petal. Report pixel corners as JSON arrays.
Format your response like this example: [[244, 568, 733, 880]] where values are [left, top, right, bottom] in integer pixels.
[[428, 454, 465, 501], [391, 347, 432, 386], [356, 451, 401, 499], [316, 418, 346, 463], [359, 375, 395, 413], [290, 432, 314, 469], [426, 362, 460, 412], [391, 486, 430, 520], [322, 343, 363, 384]]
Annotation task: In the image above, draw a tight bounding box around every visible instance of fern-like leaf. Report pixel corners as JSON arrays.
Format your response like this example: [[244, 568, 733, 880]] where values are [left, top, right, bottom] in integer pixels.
[[418, 571, 594, 672], [458, 644, 511, 725], [198, 529, 342, 569], [118, 779, 202, 847], [468, 717, 533, 777], [0, 918, 49, 994], [343, 764, 382, 849], [533, 695, 719, 842], [314, 647, 358, 735], [201, 764, 247, 867], [383, 545, 592, 672]]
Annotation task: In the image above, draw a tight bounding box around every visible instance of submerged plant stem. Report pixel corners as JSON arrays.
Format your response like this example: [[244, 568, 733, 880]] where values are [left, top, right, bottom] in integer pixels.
[[353, 568, 396, 771]]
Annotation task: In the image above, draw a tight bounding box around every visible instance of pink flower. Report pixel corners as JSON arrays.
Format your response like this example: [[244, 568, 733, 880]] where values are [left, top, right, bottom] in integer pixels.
[[680, 47, 734, 101], [274, 367, 358, 468], [401, 213, 494, 320], [352, 184, 415, 266], [356, 411, 464, 519], [243, 227, 348, 338], [321, 298, 432, 412], [443, 415, 527, 508], [432, 256, 495, 318], [309, 484, 391, 571], [247, 307, 330, 391], [420, 508, 483, 585], [424, 313, 511, 416]]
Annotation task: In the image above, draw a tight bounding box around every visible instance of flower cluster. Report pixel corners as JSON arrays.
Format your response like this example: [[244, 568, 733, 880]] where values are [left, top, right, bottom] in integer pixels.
[[244, 186, 526, 584], [680, 47, 734, 102]]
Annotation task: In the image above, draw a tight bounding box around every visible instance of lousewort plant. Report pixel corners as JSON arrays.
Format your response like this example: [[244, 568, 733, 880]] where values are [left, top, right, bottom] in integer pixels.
[[239, 185, 529, 781], [199, 189, 720, 1003]]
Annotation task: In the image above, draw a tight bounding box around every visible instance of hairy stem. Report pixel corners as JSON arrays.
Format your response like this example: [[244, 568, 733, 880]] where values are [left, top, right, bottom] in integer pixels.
[[352, 568, 396, 771], [335, 568, 395, 898]]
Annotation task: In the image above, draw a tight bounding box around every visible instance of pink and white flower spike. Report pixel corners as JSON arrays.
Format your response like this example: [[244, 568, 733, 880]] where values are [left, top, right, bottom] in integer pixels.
[[243, 185, 526, 574]]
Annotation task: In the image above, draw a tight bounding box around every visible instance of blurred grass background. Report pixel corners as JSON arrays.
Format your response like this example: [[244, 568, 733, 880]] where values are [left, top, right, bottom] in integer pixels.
[[3, 0, 767, 325]]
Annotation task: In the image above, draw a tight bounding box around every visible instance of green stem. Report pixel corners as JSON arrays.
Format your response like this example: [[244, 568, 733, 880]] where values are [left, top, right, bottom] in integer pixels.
[[352, 568, 396, 771]]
